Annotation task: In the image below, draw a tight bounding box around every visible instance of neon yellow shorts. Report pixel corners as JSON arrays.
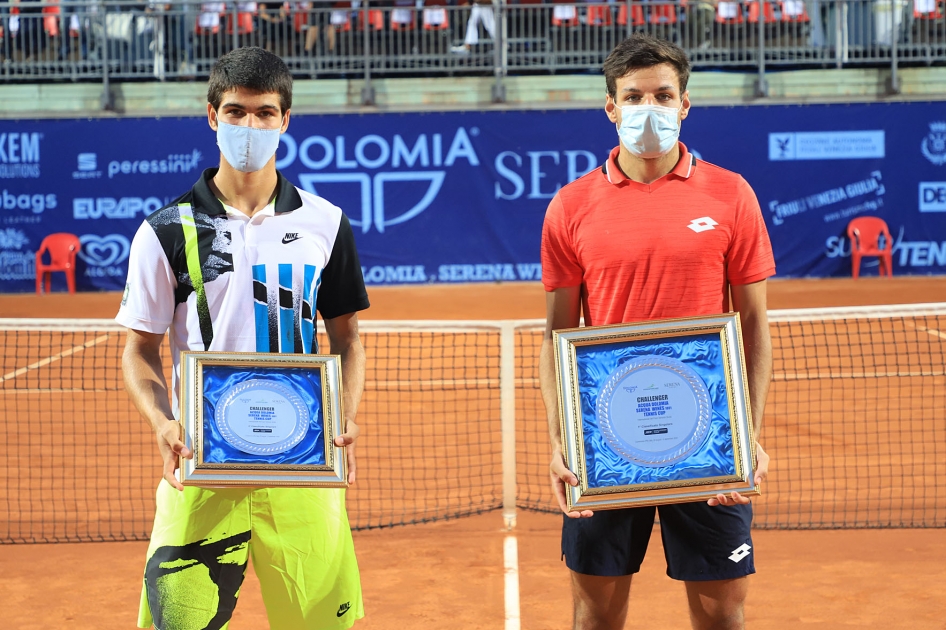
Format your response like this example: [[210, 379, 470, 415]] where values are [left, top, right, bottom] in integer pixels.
[[138, 482, 363, 630]]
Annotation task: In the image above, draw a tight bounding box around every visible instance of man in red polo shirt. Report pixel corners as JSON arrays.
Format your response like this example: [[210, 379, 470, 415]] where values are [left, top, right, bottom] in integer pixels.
[[539, 33, 774, 630]]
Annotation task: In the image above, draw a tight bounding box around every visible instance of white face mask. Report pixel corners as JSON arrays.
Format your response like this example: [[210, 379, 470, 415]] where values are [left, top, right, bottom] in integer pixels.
[[617, 104, 681, 159], [216, 121, 282, 173]]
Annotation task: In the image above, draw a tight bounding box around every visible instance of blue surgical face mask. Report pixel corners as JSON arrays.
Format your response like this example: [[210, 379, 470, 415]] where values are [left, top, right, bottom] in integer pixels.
[[216, 121, 282, 173], [617, 104, 681, 159]]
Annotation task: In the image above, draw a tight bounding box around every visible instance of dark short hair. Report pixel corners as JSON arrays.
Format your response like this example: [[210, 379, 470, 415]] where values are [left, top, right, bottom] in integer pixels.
[[207, 47, 293, 113], [603, 34, 691, 97]]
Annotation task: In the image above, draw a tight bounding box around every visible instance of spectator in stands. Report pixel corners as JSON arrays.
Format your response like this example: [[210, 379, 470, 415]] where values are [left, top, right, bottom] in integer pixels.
[[8, 0, 48, 61], [59, 0, 89, 61], [293, 1, 335, 56], [258, 0, 288, 54], [195, 1, 225, 61], [687, 0, 715, 49], [451, 0, 496, 54]]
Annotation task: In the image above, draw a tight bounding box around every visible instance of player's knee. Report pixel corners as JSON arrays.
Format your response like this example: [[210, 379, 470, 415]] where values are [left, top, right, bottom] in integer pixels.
[[685, 578, 747, 630], [572, 601, 627, 630]]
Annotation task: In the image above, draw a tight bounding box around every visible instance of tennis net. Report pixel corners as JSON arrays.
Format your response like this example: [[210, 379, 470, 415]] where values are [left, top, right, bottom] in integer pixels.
[[1, 303, 944, 543]]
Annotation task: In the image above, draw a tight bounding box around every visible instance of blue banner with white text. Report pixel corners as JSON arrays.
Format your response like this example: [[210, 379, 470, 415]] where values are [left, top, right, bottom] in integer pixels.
[[1, 102, 944, 293]]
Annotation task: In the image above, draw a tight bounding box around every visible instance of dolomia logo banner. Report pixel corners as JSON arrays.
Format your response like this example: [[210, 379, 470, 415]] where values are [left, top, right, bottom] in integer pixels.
[[278, 129, 477, 234]]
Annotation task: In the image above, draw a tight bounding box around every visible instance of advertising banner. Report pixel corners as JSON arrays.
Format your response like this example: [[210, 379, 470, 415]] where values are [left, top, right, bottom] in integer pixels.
[[1, 102, 944, 293]]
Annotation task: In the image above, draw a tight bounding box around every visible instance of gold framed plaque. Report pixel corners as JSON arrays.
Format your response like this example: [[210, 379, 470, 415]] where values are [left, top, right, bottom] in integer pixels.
[[179, 351, 347, 488], [553, 313, 758, 511]]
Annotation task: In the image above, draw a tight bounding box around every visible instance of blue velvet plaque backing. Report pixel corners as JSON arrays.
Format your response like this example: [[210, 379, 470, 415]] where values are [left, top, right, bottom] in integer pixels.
[[201, 365, 325, 466], [576, 334, 736, 489]]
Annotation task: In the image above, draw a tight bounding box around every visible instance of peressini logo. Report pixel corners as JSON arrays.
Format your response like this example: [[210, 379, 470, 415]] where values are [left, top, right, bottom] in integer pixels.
[[921, 122, 946, 166], [277, 129, 479, 234], [282, 232, 302, 244], [687, 217, 718, 233]]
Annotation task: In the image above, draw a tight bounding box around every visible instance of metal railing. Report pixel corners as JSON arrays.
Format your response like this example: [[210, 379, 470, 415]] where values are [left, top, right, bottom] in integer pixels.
[[1, 0, 943, 102]]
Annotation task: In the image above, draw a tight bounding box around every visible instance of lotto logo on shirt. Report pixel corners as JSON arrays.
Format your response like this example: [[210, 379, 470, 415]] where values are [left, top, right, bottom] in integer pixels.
[[0, 132, 41, 179]]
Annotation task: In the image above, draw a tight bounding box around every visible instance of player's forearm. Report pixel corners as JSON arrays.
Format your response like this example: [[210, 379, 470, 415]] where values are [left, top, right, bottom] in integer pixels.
[[334, 336, 366, 426], [740, 314, 773, 440], [122, 344, 174, 433], [539, 335, 564, 453]]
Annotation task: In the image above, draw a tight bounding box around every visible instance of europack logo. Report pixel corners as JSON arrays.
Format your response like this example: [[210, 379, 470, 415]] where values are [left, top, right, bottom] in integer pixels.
[[0, 227, 34, 280], [72, 153, 103, 180], [921, 122, 946, 166], [768, 131, 885, 161], [74, 196, 166, 219], [0, 132, 41, 179], [78, 234, 130, 278], [278, 129, 479, 234]]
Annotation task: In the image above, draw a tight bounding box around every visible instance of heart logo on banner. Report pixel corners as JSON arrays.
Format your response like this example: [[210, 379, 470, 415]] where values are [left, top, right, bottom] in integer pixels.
[[78, 234, 131, 267]]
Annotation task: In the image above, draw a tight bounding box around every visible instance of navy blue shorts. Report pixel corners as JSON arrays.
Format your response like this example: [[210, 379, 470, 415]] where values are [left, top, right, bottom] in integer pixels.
[[561, 502, 755, 581]]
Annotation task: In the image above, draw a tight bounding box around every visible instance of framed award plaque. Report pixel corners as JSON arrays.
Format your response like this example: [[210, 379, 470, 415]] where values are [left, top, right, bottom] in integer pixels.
[[553, 313, 759, 511], [179, 351, 347, 488]]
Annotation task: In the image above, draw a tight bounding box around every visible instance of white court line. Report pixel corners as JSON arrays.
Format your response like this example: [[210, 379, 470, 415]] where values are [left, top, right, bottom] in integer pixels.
[[0, 389, 114, 394], [775, 370, 944, 380], [504, 535, 521, 630], [905, 321, 946, 341], [0, 334, 112, 384], [367, 378, 539, 390]]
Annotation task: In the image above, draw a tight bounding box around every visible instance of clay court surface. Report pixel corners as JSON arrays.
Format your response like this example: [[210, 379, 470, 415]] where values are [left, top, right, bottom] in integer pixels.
[[2, 277, 946, 629]]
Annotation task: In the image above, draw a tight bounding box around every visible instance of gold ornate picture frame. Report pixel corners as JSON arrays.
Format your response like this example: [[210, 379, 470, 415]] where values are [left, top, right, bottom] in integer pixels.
[[553, 313, 759, 511], [179, 351, 347, 488]]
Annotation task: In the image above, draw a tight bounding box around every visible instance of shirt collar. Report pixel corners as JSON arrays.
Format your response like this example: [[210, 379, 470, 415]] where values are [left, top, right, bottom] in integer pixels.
[[192, 167, 304, 216], [601, 142, 697, 185]]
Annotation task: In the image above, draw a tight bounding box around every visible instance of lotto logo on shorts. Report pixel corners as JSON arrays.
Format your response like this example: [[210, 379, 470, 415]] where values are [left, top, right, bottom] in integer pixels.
[[729, 543, 752, 563]]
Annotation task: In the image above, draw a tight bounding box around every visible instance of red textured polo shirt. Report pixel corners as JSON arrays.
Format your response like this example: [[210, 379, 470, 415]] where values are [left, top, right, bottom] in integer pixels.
[[541, 143, 776, 326]]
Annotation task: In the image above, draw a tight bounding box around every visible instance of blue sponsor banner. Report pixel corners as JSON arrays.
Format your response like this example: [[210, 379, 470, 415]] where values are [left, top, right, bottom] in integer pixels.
[[1, 102, 944, 293]]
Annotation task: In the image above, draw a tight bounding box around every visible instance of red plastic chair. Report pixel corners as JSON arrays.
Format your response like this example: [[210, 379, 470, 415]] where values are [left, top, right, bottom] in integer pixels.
[[715, 1, 744, 22], [780, 0, 810, 21], [422, 5, 449, 30], [617, 3, 647, 26], [847, 217, 893, 279], [586, 4, 613, 25], [747, 0, 777, 22], [357, 7, 384, 30], [914, 0, 944, 18], [35, 233, 81, 294]]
